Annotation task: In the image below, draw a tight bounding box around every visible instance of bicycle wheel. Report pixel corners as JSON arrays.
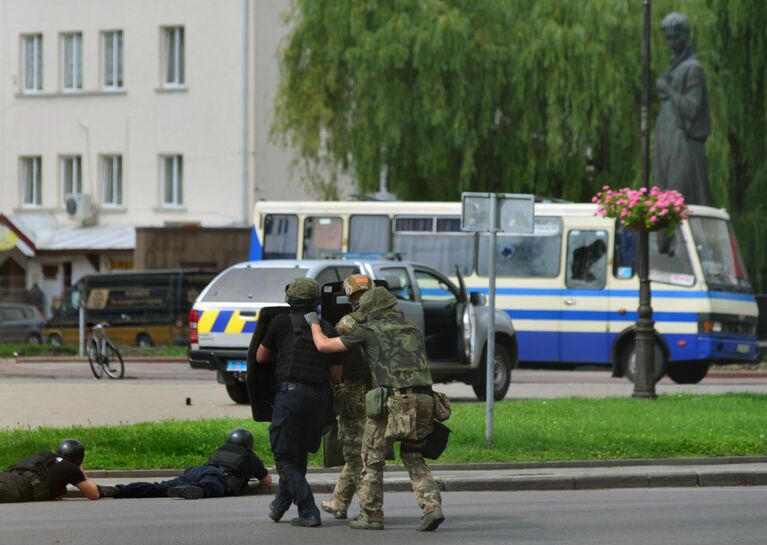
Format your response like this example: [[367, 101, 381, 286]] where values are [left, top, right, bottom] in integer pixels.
[[103, 343, 125, 379], [87, 339, 104, 379]]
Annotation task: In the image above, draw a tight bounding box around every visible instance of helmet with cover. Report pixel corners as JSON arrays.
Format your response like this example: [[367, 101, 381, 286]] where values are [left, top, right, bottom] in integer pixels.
[[343, 274, 372, 309], [285, 277, 320, 307], [56, 439, 85, 466], [226, 427, 254, 450]]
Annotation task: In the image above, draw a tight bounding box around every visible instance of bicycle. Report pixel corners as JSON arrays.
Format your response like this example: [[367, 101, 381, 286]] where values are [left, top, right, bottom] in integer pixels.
[[86, 322, 124, 379]]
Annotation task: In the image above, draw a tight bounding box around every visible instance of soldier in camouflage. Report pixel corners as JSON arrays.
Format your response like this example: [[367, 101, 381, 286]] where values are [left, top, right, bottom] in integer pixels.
[[321, 275, 373, 520], [305, 285, 444, 532]]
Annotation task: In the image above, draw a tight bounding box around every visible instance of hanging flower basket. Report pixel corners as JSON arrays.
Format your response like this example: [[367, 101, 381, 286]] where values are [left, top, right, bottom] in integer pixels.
[[592, 186, 689, 234]]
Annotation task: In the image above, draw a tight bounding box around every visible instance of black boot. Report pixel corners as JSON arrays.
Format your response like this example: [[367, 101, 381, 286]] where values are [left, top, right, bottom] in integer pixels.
[[98, 485, 119, 498], [168, 485, 205, 500]]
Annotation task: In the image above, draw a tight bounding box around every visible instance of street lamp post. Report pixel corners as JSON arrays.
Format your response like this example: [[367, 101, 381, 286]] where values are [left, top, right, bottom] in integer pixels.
[[633, 0, 657, 399]]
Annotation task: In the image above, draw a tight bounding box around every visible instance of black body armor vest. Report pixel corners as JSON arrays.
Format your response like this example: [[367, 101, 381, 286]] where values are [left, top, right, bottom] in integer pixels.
[[7, 451, 57, 500], [207, 444, 250, 477], [274, 314, 332, 385]]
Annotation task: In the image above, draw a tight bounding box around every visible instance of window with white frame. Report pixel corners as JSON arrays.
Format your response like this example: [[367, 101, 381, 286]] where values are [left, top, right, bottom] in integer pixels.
[[162, 27, 185, 87], [62, 32, 83, 90], [61, 156, 82, 202], [22, 34, 43, 92], [101, 155, 123, 206], [161, 155, 183, 207], [20, 157, 42, 207], [102, 31, 123, 89]]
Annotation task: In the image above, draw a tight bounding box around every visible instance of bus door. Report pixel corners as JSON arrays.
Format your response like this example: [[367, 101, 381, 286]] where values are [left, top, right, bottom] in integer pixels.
[[561, 229, 610, 363]]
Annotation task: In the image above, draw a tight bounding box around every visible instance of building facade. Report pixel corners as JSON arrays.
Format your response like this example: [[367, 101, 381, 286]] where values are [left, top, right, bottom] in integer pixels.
[[0, 0, 316, 316]]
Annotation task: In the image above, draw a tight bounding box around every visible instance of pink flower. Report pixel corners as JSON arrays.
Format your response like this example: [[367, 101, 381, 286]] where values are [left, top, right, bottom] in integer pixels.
[[650, 215, 657, 222]]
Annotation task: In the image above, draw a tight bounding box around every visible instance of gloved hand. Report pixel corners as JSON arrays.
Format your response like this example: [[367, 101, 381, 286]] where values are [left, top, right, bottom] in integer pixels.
[[304, 312, 320, 326]]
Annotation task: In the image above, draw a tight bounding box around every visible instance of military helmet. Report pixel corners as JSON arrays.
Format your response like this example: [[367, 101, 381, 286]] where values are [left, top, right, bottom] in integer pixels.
[[285, 277, 320, 304], [226, 428, 254, 450], [56, 439, 85, 466], [343, 274, 372, 297]]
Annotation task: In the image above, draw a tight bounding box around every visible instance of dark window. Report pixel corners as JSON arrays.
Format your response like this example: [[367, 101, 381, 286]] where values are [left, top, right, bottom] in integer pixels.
[[263, 214, 298, 259], [303, 216, 343, 258], [395, 217, 433, 232], [349, 215, 390, 253], [477, 217, 562, 277], [202, 267, 308, 303], [566, 230, 608, 289]]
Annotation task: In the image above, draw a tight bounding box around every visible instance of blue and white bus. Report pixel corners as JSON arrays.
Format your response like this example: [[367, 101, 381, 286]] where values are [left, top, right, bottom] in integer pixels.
[[250, 200, 758, 384]]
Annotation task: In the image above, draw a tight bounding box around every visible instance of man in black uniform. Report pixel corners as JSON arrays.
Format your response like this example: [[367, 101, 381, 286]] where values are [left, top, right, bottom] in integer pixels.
[[98, 428, 270, 499], [256, 277, 340, 528], [0, 439, 101, 502]]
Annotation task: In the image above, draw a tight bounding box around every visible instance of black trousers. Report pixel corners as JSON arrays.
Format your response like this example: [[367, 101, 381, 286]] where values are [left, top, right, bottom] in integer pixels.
[[115, 466, 228, 499], [269, 382, 327, 518]]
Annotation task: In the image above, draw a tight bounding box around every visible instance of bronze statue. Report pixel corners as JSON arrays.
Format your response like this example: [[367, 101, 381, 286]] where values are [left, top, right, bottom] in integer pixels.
[[653, 12, 713, 206]]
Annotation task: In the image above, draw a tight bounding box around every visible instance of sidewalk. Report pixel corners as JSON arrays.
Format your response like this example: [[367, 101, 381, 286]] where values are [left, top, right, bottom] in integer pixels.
[[66, 456, 767, 498]]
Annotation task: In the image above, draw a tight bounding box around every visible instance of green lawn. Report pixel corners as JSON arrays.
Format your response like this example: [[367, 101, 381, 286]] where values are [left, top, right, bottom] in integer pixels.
[[1, 393, 765, 469], [0, 343, 187, 358]]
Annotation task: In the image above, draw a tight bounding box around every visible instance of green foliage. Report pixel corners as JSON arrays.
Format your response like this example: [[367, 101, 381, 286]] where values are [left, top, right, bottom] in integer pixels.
[[0, 344, 78, 358], [273, 0, 767, 289], [2, 394, 766, 468]]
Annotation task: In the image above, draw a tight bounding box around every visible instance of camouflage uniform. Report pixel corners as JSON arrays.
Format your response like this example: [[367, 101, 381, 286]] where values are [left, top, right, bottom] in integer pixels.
[[339, 287, 442, 527], [323, 313, 369, 517]]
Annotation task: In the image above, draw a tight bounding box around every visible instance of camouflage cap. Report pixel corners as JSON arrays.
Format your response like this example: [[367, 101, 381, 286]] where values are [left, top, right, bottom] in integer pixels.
[[343, 274, 372, 297], [285, 277, 320, 302]]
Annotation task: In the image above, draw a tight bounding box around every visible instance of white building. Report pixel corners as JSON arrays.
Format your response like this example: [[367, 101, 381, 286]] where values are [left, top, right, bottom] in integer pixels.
[[0, 0, 319, 314]]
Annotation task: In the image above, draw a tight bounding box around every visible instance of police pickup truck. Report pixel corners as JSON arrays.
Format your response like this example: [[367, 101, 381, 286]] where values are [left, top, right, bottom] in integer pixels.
[[188, 259, 517, 403]]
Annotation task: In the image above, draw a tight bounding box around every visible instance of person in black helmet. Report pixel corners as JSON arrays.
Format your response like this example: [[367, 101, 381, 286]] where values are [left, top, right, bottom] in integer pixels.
[[98, 428, 271, 500], [0, 439, 101, 502], [255, 277, 341, 528]]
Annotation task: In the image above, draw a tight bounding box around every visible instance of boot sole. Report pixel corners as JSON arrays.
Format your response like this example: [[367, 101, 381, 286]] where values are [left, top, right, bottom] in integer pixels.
[[417, 515, 445, 532]]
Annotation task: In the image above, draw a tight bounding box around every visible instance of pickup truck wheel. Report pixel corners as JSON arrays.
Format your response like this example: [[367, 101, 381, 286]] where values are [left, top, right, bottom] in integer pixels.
[[472, 344, 512, 401], [667, 361, 709, 384], [226, 382, 250, 405]]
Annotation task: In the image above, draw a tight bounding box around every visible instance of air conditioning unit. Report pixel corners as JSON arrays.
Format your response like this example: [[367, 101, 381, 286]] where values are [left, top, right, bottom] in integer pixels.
[[65, 194, 96, 225]]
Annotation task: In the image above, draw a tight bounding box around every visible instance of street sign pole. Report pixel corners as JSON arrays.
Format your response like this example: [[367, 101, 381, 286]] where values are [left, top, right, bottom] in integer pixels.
[[486, 193, 498, 446]]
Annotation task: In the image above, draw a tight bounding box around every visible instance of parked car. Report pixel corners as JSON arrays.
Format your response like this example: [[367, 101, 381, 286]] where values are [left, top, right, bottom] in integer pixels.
[[0, 303, 46, 344], [188, 259, 517, 404], [44, 270, 216, 347]]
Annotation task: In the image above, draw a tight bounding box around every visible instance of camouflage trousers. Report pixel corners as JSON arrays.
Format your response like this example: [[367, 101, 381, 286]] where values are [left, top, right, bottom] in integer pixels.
[[358, 392, 442, 523], [331, 383, 367, 510]]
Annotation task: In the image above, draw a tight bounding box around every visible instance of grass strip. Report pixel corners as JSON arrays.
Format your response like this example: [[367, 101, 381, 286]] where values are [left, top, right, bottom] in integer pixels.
[[1, 393, 765, 469], [0, 343, 188, 358]]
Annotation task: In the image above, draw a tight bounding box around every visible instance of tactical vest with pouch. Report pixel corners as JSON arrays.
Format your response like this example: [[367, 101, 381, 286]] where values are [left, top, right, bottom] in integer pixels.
[[6, 451, 57, 500], [274, 313, 332, 385], [207, 444, 251, 494]]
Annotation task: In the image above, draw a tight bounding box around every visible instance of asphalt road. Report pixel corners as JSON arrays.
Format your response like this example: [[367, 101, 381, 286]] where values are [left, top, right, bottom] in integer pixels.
[[1, 488, 765, 545], [1, 361, 767, 428]]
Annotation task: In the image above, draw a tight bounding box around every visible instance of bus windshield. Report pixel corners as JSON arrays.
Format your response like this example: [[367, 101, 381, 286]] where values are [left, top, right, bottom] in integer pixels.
[[689, 216, 751, 292]]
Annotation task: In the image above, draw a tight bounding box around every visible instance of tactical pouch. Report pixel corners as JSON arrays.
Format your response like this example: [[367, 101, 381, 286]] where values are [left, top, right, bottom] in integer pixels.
[[432, 391, 452, 422], [334, 383, 366, 419], [422, 421, 451, 460], [384, 393, 418, 441], [365, 386, 389, 419]]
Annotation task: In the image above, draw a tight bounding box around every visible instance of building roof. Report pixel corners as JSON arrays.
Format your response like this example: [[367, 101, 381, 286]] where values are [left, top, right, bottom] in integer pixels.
[[5, 215, 135, 252]]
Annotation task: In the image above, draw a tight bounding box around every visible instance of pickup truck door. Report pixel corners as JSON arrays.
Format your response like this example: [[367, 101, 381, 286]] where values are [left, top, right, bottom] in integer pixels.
[[454, 266, 476, 365], [377, 266, 425, 332]]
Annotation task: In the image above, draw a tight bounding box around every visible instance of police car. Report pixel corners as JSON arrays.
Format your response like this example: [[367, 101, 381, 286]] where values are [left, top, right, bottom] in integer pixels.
[[188, 259, 517, 403]]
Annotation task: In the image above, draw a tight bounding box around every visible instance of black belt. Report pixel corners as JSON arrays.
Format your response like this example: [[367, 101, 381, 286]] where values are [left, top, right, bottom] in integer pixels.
[[212, 466, 234, 479], [278, 381, 325, 392], [387, 385, 432, 395]]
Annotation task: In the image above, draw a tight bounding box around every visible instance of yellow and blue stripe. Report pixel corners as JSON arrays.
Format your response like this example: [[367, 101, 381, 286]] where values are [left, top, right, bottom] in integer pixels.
[[197, 310, 259, 334]]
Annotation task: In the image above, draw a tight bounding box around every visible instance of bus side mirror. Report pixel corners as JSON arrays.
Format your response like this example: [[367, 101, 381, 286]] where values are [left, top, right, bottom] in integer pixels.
[[469, 292, 487, 306]]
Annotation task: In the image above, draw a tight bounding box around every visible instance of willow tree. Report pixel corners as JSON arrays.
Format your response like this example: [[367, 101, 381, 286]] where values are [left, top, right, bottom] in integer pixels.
[[272, 0, 766, 287]]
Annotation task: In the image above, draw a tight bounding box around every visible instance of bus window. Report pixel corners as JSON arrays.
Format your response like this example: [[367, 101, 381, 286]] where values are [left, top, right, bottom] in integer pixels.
[[477, 217, 562, 277], [613, 225, 637, 279], [392, 216, 474, 275], [349, 215, 390, 253], [689, 216, 750, 291], [303, 216, 343, 258], [566, 230, 608, 289], [263, 214, 298, 259], [649, 229, 695, 286]]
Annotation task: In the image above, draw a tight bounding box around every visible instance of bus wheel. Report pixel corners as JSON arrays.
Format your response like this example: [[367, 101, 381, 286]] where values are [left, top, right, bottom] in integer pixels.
[[136, 334, 153, 348], [667, 362, 710, 384], [48, 334, 63, 346], [226, 382, 250, 405], [620, 339, 667, 385], [472, 344, 512, 401]]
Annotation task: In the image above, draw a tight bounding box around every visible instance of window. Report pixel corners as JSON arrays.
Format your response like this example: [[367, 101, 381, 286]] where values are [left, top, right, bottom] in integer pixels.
[[62, 33, 83, 90], [415, 270, 457, 303], [690, 217, 749, 291], [392, 215, 475, 275], [101, 155, 123, 207], [61, 156, 82, 202], [303, 216, 342, 258], [613, 224, 696, 287], [314, 267, 339, 287], [161, 155, 183, 207], [478, 217, 562, 277], [20, 157, 42, 207], [162, 27, 185, 86], [379, 267, 415, 302], [102, 31, 123, 89], [566, 230, 608, 289], [201, 267, 309, 303], [349, 215, 390, 253], [22, 34, 43, 91], [263, 214, 298, 259]]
